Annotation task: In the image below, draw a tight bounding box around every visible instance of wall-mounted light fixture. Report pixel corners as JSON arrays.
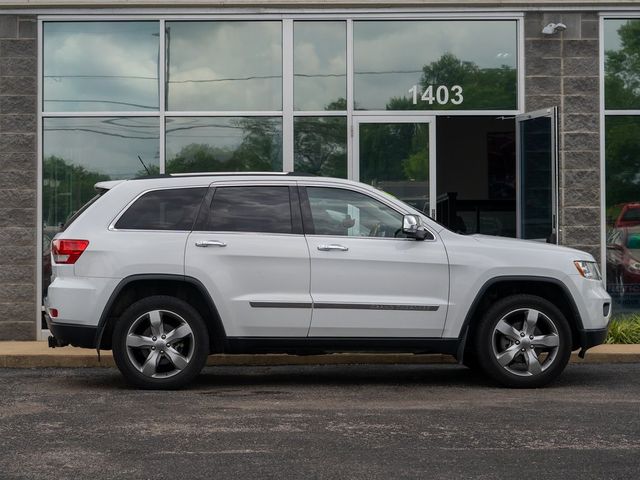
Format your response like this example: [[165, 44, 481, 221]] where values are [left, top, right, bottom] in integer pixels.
[[542, 23, 567, 35]]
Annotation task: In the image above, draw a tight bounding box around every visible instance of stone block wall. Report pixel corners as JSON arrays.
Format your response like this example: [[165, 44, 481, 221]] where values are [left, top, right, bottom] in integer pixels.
[[0, 15, 37, 340], [525, 12, 601, 260]]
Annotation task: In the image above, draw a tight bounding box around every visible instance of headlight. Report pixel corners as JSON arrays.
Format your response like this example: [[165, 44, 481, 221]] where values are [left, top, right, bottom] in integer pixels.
[[574, 260, 602, 280], [628, 261, 640, 274]]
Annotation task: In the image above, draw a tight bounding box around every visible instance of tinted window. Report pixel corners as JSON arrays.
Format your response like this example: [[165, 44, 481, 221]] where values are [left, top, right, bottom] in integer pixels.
[[115, 188, 207, 230], [208, 186, 293, 234], [306, 187, 404, 238]]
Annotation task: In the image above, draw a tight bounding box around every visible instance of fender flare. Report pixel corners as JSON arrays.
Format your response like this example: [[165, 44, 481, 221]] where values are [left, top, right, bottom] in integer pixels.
[[455, 275, 584, 362], [94, 274, 226, 352]]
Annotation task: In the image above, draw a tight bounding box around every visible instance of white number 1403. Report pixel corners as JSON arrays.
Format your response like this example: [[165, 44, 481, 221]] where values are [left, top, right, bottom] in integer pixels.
[[408, 85, 463, 106]]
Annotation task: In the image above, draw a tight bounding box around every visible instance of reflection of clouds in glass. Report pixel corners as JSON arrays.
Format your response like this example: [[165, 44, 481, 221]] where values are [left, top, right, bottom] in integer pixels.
[[167, 22, 282, 111], [354, 20, 517, 110], [44, 22, 159, 112], [166, 117, 253, 154], [294, 22, 346, 111], [44, 117, 159, 179], [604, 19, 626, 51]]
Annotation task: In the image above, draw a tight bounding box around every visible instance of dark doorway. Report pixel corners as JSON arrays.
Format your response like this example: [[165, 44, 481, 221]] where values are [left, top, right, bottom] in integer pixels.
[[436, 116, 516, 237]]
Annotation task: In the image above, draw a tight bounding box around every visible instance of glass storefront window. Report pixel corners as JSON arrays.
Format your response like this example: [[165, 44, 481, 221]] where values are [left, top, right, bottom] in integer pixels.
[[42, 117, 159, 297], [605, 116, 640, 315], [165, 117, 283, 173], [294, 117, 347, 177], [604, 19, 640, 110], [43, 117, 159, 230], [294, 22, 347, 111], [43, 22, 160, 112], [359, 122, 430, 211], [166, 22, 282, 111], [353, 20, 517, 111]]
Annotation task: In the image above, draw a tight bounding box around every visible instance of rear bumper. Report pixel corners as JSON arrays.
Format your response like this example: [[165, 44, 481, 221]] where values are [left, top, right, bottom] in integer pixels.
[[46, 315, 97, 349], [577, 327, 609, 350]]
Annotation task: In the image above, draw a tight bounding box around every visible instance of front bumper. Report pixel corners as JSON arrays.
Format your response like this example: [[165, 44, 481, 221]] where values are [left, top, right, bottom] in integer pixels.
[[577, 327, 609, 350]]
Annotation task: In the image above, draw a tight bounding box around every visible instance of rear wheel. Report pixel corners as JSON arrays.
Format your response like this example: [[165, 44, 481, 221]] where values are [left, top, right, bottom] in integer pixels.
[[475, 294, 572, 388], [112, 295, 209, 389]]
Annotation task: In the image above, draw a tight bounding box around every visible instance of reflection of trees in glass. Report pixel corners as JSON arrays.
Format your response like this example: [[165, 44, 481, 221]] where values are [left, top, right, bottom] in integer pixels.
[[360, 123, 429, 184], [606, 21, 640, 109], [606, 117, 640, 220], [43, 156, 110, 228], [294, 117, 347, 177], [166, 118, 282, 173], [385, 53, 517, 111]]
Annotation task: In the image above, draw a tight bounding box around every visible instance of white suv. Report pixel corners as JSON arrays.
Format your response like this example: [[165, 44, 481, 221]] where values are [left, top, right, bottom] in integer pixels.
[[45, 173, 611, 389]]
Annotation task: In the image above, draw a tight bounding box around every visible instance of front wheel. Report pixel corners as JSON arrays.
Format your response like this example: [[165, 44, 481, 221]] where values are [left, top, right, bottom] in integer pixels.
[[112, 295, 209, 389], [474, 294, 572, 388]]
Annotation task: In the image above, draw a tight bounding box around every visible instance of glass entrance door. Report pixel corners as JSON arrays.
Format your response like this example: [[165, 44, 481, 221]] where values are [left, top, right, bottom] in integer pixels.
[[353, 116, 436, 217], [516, 107, 559, 242]]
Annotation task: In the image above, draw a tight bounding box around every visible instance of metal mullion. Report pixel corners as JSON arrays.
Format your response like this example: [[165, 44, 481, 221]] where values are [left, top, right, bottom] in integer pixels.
[[517, 16, 525, 113], [352, 110, 520, 116], [164, 111, 283, 117], [37, 18, 46, 340], [293, 110, 347, 117], [41, 111, 161, 118], [603, 109, 640, 116], [282, 19, 294, 173], [346, 19, 354, 181], [599, 14, 607, 284], [159, 18, 166, 174]]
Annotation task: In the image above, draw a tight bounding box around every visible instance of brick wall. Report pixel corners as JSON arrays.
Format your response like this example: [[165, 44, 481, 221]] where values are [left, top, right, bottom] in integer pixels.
[[525, 12, 601, 260], [0, 15, 37, 340]]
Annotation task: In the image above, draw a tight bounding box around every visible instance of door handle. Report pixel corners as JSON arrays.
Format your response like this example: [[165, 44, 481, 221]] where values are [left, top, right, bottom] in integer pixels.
[[317, 244, 349, 252], [195, 240, 227, 248]]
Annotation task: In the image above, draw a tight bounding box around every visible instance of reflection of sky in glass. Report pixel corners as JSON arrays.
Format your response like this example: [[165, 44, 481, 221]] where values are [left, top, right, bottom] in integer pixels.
[[44, 22, 159, 112], [604, 19, 626, 52], [44, 117, 159, 178], [294, 22, 346, 111], [354, 20, 517, 110], [167, 22, 282, 111]]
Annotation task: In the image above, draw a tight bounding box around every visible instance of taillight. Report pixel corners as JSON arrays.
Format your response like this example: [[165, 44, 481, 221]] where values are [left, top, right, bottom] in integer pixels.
[[52, 239, 89, 264]]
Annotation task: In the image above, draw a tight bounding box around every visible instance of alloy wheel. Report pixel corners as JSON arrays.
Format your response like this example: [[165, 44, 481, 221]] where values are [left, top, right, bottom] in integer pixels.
[[125, 309, 195, 378], [491, 308, 560, 377]]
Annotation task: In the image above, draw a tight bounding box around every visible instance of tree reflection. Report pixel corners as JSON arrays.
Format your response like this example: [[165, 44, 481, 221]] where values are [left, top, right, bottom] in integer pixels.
[[294, 117, 347, 177], [384, 52, 517, 110], [43, 156, 110, 229], [606, 21, 640, 109]]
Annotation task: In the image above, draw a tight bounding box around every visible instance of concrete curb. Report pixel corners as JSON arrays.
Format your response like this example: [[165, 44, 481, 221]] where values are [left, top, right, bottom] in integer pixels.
[[1, 342, 640, 368]]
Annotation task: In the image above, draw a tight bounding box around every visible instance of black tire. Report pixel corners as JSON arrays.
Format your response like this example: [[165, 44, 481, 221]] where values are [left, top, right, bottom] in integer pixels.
[[474, 294, 572, 388], [112, 295, 209, 390]]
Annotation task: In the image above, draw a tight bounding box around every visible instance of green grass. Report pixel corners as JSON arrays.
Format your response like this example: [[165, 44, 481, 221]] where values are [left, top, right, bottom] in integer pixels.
[[605, 314, 640, 344]]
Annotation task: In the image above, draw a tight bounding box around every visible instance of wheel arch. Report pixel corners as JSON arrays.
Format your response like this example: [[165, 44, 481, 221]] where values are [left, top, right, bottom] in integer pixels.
[[457, 276, 584, 362], [95, 274, 226, 354]]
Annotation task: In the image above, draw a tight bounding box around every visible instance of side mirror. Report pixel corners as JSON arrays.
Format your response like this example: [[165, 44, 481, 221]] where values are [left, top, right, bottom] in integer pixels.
[[403, 214, 429, 241]]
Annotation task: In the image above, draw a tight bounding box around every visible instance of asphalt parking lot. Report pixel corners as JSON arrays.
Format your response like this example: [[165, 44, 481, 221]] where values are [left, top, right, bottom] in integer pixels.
[[1, 363, 639, 480]]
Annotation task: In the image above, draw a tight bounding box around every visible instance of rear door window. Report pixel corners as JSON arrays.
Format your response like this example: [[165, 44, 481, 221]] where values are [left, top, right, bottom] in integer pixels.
[[207, 186, 293, 234], [115, 187, 207, 231]]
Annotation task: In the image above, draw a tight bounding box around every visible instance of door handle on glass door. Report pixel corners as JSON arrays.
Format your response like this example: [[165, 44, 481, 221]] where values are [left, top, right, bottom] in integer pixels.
[[317, 244, 349, 252], [195, 240, 227, 248]]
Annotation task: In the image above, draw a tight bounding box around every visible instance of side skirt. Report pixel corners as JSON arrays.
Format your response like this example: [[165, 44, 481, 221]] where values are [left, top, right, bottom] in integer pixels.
[[225, 337, 460, 356]]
